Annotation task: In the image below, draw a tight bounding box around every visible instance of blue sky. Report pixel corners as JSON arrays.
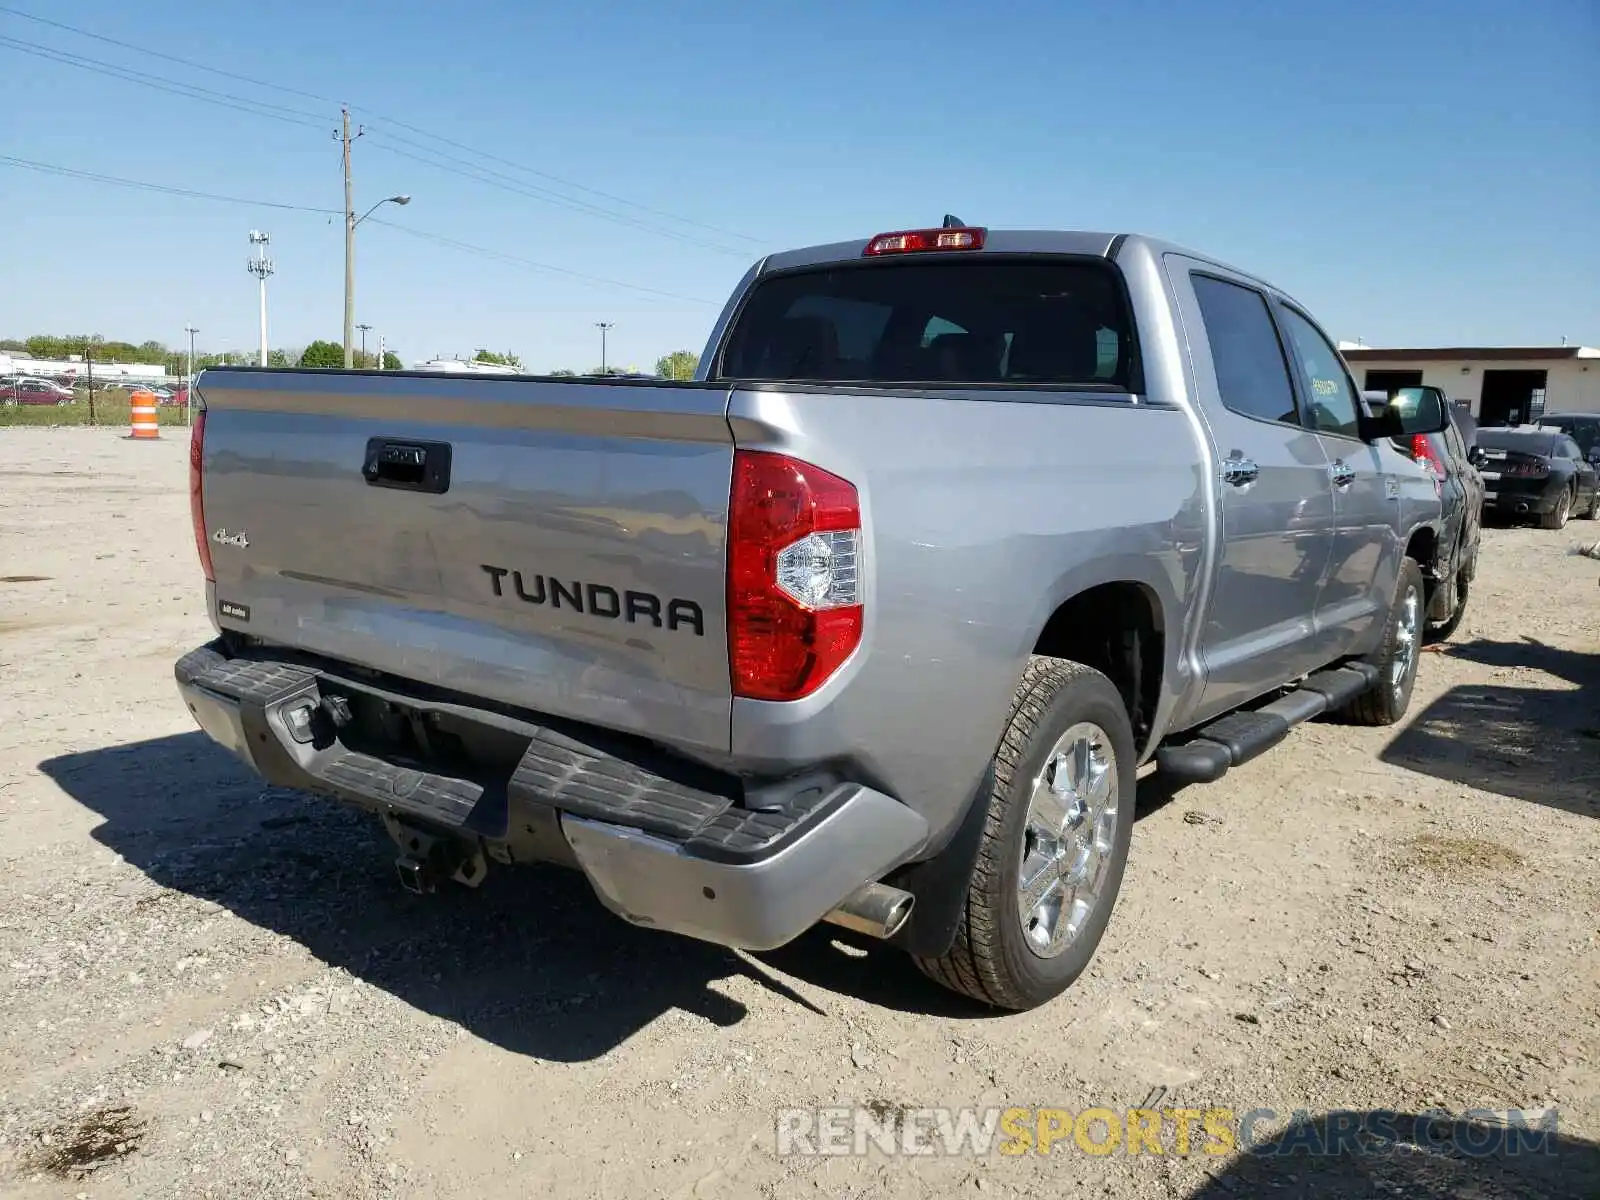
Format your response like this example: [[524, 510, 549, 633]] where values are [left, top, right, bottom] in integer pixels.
[[1, 0, 1595, 371]]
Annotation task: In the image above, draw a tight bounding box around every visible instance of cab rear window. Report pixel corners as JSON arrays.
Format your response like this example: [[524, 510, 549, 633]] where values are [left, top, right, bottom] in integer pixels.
[[716, 258, 1137, 389]]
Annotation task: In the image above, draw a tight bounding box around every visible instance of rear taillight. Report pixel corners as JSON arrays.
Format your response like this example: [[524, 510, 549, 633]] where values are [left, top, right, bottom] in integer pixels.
[[728, 450, 863, 701], [190, 408, 214, 582], [1411, 434, 1446, 479], [863, 227, 986, 256]]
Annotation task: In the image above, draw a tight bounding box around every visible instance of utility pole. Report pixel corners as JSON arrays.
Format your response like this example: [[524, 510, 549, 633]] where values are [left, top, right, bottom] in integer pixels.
[[357, 323, 371, 367], [84, 341, 95, 426], [336, 106, 364, 368], [184, 325, 198, 426], [248, 231, 274, 367], [595, 321, 614, 375]]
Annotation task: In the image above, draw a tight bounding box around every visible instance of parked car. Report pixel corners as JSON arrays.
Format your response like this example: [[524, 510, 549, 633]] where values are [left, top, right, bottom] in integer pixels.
[[0, 377, 73, 405], [1534, 412, 1600, 466], [174, 224, 1449, 1011], [1477, 426, 1600, 528], [1388, 390, 1484, 639]]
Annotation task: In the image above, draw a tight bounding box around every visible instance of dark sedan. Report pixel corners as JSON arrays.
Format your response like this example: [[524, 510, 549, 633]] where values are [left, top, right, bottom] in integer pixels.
[[1477, 427, 1599, 529]]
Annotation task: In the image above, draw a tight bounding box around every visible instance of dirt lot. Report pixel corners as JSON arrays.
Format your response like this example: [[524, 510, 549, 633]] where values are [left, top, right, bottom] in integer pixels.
[[2, 427, 1597, 1200]]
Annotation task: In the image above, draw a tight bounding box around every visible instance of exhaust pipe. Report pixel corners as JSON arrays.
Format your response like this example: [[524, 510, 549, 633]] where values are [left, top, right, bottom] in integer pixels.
[[822, 882, 915, 940]]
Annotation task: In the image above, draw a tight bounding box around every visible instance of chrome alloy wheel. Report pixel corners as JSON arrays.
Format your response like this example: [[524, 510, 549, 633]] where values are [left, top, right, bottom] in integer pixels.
[[1016, 722, 1119, 959], [1392, 583, 1421, 702]]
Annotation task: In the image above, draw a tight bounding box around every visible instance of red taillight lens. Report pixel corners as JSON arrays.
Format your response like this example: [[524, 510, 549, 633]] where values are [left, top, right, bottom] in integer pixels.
[[1411, 434, 1446, 479], [728, 450, 863, 701], [190, 408, 214, 582], [863, 227, 986, 256]]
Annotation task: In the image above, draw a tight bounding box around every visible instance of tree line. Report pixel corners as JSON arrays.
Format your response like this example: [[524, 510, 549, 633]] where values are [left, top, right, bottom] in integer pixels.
[[3, 334, 700, 380]]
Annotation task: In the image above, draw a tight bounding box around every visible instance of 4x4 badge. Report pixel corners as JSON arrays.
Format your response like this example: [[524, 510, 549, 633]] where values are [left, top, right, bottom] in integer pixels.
[[212, 528, 250, 548]]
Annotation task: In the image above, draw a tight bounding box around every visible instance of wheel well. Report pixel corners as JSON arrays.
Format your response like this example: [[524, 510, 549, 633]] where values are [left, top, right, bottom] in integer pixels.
[[1032, 582, 1163, 755], [1406, 527, 1440, 607]]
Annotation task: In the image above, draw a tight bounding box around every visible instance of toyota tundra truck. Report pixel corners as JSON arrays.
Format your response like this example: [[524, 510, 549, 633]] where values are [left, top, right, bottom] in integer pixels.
[[174, 224, 1449, 1011]]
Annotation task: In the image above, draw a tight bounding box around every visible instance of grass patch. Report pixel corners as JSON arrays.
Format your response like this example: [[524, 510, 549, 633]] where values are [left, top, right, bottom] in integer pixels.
[[0, 397, 190, 427]]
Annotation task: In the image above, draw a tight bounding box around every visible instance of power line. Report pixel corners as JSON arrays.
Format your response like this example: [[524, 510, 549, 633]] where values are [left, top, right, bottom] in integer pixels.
[[365, 136, 749, 258], [365, 217, 718, 305], [359, 116, 765, 246], [0, 34, 328, 129], [0, 154, 340, 213], [0, 2, 337, 105], [0, 154, 716, 306], [0, 3, 765, 249]]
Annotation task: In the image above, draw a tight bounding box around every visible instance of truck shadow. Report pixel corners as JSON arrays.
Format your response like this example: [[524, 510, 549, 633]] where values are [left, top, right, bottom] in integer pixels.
[[1379, 636, 1600, 820], [38, 732, 1020, 1062], [38, 731, 851, 1064], [1183, 1108, 1600, 1200]]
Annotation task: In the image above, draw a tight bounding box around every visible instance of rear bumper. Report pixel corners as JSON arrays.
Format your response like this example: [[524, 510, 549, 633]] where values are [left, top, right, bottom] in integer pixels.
[[175, 640, 927, 951], [1481, 482, 1560, 516]]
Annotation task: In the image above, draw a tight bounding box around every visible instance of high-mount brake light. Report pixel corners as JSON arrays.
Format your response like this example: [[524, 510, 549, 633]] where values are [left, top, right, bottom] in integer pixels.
[[190, 407, 214, 582], [728, 450, 863, 702], [863, 227, 987, 257]]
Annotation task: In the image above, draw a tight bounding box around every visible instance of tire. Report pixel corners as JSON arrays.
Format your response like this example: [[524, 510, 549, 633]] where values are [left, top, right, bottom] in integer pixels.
[[1539, 487, 1572, 530], [1425, 568, 1470, 643], [1580, 489, 1599, 521], [914, 657, 1136, 1011], [1342, 558, 1425, 726]]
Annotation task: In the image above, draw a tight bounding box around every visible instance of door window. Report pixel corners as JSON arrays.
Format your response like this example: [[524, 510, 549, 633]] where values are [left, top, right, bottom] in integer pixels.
[[1278, 307, 1361, 439], [1190, 274, 1299, 425]]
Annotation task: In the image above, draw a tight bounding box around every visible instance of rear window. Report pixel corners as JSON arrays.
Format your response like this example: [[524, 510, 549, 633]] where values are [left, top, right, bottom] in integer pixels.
[[716, 258, 1136, 388], [1538, 417, 1599, 455], [1477, 430, 1556, 455]]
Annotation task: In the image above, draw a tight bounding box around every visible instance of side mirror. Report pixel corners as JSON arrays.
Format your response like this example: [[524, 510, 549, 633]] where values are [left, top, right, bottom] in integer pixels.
[[1468, 446, 1489, 469], [1587, 448, 1600, 467], [1365, 385, 1449, 441]]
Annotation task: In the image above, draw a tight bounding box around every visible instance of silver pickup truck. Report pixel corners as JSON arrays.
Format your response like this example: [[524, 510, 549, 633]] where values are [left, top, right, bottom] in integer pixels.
[[175, 225, 1449, 1011]]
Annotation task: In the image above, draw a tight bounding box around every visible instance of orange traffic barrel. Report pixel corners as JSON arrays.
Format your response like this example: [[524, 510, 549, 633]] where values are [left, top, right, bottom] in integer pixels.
[[127, 389, 160, 440]]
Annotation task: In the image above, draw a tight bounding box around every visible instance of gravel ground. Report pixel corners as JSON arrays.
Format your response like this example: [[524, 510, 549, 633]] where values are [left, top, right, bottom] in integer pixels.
[[1, 427, 1597, 1199]]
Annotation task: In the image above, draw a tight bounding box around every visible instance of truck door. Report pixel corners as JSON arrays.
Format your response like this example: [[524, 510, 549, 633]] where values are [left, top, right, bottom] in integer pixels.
[[1273, 303, 1400, 662], [1169, 261, 1337, 722]]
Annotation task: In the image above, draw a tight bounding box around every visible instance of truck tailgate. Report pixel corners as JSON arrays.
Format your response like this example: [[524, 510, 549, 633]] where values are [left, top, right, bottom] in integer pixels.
[[195, 370, 734, 754]]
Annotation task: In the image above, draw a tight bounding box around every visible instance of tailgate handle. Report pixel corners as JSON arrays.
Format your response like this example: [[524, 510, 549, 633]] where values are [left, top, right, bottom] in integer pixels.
[[363, 438, 452, 494]]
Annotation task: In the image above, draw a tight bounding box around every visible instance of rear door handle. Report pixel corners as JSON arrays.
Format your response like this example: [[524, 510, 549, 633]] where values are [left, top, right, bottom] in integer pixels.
[[363, 438, 453, 494], [1330, 460, 1356, 488], [1221, 456, 1259, 487]]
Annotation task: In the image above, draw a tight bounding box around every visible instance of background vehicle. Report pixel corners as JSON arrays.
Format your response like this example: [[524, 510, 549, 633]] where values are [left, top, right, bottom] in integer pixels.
[[1534, 413, 1600, 466], [174, 226, 1447, 1012], [1389, 389, 1483, 639], [0, 377, 73, 405], [1477, 426, 1599, 528]]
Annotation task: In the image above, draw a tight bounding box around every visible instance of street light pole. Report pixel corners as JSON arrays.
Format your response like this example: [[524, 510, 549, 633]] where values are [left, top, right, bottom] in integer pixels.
[[342, 180, 411, 368], [248, 231, 273, 366], [595, 321, 614, 374], [357, 323, 371, 366], [184, 324, 198, 427]]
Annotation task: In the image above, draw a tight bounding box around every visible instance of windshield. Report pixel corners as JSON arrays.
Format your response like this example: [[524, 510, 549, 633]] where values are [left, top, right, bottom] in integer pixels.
[[1477, 430, 1557, 455], [716, 257, 1135, 388]]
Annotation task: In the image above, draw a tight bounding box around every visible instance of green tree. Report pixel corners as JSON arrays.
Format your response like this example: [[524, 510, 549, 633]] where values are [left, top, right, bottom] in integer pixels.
[[382, 351, 403, 370], [655, 350, 699, 381], [549, 368, 577, 377], [299, 340, 345, 369], [267, 349, 291, 368], [473, 349, 522, 369]]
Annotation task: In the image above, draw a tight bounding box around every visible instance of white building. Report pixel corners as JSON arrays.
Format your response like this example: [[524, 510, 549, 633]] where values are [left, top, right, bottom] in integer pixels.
[[1340, 345, 1600, 425], [0, 353, 167, 383], [411, 358, 519, 375]]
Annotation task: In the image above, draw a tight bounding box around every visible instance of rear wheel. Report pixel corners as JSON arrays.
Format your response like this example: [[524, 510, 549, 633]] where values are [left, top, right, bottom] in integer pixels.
[[1581, 488, 1599, 521], [1540, 486, 1572, 530], [1342, 558, 1425, 726], [914, 657, 1136, 1011], [1426, 567, 1470, 643]]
